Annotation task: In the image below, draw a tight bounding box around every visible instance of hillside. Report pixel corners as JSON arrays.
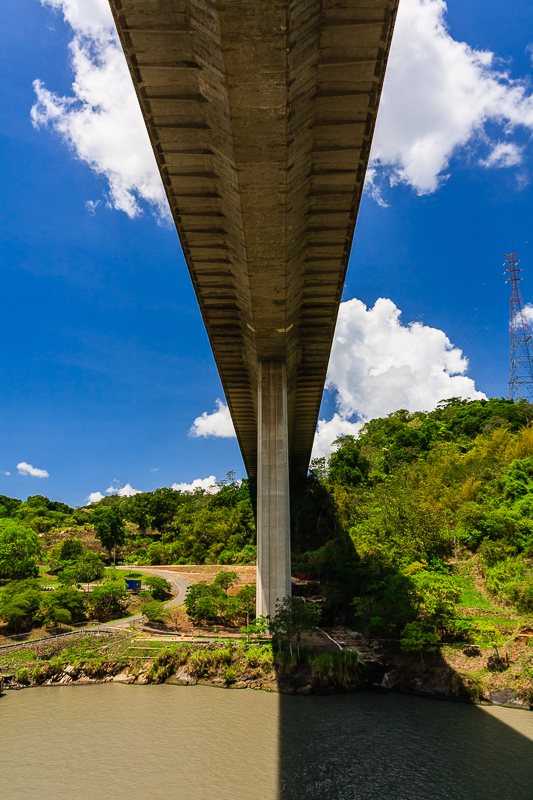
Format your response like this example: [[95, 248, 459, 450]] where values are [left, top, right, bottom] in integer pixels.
[[1, 396, 533, 647]]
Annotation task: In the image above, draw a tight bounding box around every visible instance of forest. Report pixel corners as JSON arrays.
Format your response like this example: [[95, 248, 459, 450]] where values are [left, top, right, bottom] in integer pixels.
[[1, 397, 533, 653]]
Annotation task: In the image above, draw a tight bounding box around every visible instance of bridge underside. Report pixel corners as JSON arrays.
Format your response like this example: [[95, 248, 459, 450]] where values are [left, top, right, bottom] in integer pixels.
[[109, 0, 398, 614]]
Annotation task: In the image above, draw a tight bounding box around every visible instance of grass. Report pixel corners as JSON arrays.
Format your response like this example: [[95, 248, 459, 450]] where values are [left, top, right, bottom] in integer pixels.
[[455, 574, 496, 610], [37, 566, 60, 589]]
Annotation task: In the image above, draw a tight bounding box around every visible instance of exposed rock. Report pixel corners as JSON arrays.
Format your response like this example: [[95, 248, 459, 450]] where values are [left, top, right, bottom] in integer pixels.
[[381, 670, 399, 689], [113, 671, 135, 684], [167, 666, 196, 686], [490, 689, 528, 708]]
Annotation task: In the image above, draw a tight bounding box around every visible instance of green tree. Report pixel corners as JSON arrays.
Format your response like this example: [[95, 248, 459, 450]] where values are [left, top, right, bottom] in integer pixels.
[[400, 621, 440, 668], [142, 575, 172, 600], [328, 436, 370, 487], [473, 621, 505, 659], [270, 596, 322, 657], [242, 615, 269, 642], [58, 552, 105, 591], [236, 583, 256, 627], [40, 586, 85, 627], [88, 582, 128, 622], [184, 580, 239, 626], [213, 570, 239, 593], [91, 506, 126, 564], [0, 520, 40, 580], [0, 579, 42, 631]]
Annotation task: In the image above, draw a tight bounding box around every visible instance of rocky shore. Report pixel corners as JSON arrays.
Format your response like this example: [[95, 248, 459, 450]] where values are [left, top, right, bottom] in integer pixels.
[[1, 630, 532, 711]]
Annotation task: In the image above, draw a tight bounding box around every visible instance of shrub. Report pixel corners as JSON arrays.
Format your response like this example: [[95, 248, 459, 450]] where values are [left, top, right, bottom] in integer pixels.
[[143, 601, 170, 624], [32, 665, 45, 684], [309, 650, 360, 686], [16, 667, 31, 685], [223, 665, 236, 685]]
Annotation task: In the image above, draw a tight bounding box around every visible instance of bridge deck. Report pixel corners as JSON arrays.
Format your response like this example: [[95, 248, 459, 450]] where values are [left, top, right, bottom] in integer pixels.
[[109, 0, 398, 477]]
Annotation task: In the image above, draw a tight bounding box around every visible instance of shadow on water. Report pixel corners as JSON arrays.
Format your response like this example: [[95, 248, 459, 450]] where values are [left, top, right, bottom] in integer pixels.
[[278, 691, 533, 800]]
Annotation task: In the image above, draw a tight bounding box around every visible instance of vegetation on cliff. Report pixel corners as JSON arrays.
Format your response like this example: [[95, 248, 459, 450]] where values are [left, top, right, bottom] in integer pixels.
[[292, 397, 533, 659]]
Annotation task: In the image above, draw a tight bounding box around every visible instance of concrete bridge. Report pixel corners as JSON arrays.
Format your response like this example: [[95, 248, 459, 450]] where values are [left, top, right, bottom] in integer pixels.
[[109, 0, 398, 616]]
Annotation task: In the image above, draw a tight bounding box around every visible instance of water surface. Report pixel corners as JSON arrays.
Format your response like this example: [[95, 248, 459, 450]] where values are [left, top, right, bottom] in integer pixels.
[[1, 684, 532, 799]]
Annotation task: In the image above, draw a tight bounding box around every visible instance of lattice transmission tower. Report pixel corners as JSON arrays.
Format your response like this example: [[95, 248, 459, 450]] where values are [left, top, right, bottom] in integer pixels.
[[505, 253, 533, 401]]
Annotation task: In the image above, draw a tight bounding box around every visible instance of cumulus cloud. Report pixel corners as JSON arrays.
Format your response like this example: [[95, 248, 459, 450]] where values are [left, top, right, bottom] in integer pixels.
[[2, 471, 11, 476], [32, 0, 168, 220], [189, 399, 236, 439], [105, 482, 141, 497], [312, 415, 365, 462], [311, 298, 485, 459], [87, 491, 104, 504], [188, 299, 483, 460], [369, 0, 533, 198], [171, 476, 218, 494], [17, 462, 49, 478]]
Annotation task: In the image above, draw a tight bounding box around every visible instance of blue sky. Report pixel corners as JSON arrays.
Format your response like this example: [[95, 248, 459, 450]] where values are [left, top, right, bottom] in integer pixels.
[[1, 0, 533, 506]]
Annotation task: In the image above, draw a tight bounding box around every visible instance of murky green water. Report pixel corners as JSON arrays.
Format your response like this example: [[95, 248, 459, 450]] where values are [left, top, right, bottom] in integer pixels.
[[1, 684, 532, 799]]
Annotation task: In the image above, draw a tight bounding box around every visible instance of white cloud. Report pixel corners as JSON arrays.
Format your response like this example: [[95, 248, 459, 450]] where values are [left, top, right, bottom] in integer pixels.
[[32, 0, 168, 220], [33, 0, 533, 215], [88, 481, 140, 502], [2, 471, 11, 476], [189, 398, 236, 439], [369, 0, 533, 198], [87, 491, 104, 504], [187, 300, 483, 461], [17, 462, 49, 478], [312, 415, 364, 462], [85, 199, 100, 215], [312, 298, 485, 458], [105, 482, 142, 497], [519, 303, 533, 327], [171, 476, 219, 494], [479, 142, 524, 168]]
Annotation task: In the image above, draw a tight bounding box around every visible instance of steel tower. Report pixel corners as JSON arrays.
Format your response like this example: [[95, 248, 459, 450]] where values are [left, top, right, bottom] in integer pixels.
[[505, 253, 533, 401]]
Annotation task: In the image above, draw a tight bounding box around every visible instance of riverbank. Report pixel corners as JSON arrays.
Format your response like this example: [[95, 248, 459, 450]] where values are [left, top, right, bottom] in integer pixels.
[[1, 630, 532, 710]]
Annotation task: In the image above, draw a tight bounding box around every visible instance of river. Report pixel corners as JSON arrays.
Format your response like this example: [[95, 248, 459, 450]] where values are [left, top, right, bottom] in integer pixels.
[[1, 684, 533, 799]]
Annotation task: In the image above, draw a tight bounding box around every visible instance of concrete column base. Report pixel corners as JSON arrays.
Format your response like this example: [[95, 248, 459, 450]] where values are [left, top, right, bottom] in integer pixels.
[[256, 361, 291, 619]]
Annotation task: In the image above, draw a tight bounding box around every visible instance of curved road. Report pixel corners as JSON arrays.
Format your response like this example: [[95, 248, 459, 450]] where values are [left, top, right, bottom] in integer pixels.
[[96, 566, 191, 630]]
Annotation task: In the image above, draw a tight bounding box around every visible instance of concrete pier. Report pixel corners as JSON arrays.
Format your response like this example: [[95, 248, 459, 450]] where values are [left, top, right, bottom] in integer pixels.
[[256, 362, 291, 618], [109, 0, 398, 619]]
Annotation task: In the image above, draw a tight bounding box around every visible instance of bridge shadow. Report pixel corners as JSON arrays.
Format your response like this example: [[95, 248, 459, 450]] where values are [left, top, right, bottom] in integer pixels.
[[284, 475, 533, 799], [277, 690, 533, 800]]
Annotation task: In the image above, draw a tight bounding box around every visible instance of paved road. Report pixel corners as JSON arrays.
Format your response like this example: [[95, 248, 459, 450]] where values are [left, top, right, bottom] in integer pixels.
[[93, 566, 191, 630]]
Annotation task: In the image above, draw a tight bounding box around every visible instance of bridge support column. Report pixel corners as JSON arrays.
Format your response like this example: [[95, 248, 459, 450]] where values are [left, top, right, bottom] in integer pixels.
[[256, 361, 291, 619]]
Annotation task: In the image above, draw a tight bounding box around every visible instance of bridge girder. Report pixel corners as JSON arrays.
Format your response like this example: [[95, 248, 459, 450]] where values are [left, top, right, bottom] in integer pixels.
[[109, 0, 398, 480]]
